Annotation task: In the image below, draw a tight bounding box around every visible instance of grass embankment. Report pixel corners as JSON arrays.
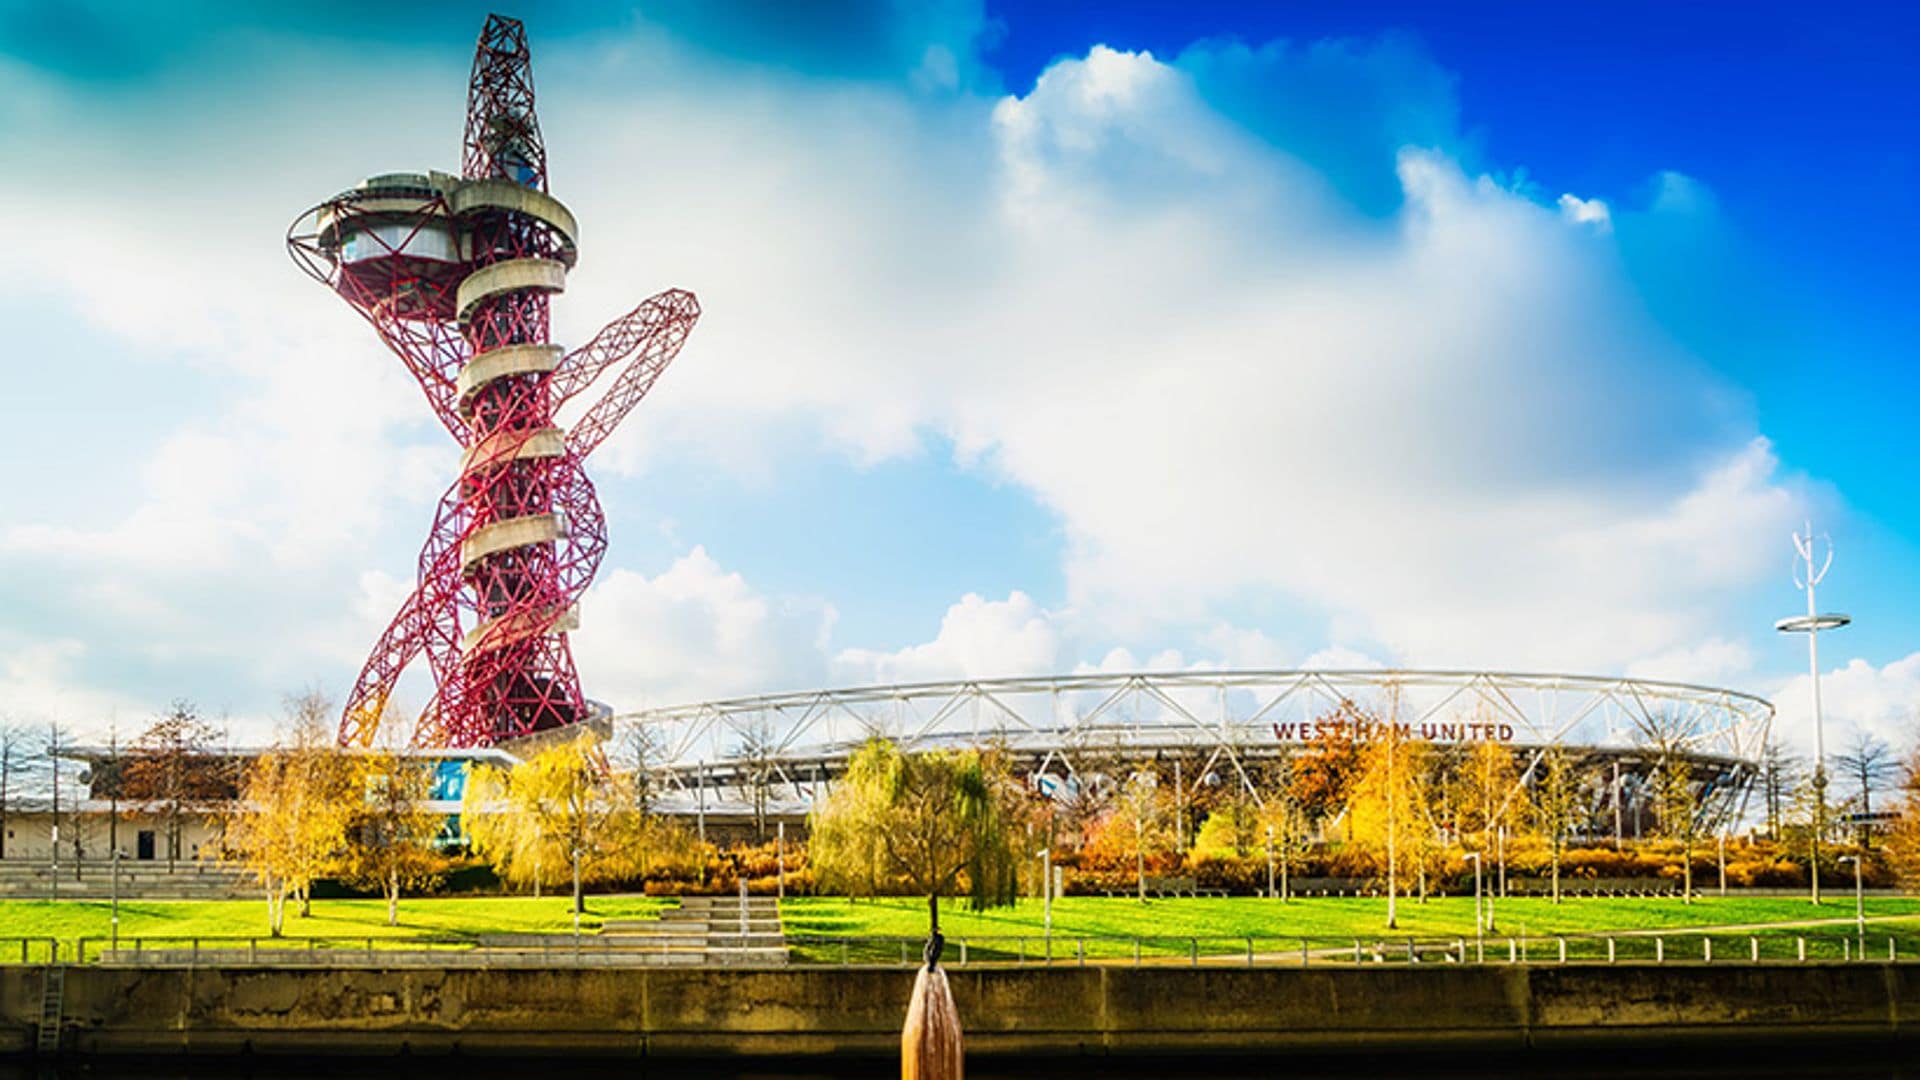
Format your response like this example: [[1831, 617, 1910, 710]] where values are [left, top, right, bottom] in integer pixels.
[[0, 895, 673, 959], [779, 895, 1920, 964]]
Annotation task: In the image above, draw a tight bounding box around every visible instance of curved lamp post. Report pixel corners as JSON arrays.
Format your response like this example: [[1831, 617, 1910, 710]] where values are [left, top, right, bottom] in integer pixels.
[[1776, 523, 1850, 906]]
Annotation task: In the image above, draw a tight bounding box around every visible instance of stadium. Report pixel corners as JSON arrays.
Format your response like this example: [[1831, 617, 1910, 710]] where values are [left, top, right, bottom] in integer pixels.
[[613, 669, 1774, 840]]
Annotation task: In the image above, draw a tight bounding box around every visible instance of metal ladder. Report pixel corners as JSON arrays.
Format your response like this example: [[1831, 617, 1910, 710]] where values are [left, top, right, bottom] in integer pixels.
[[36, 965, 65, 1055]]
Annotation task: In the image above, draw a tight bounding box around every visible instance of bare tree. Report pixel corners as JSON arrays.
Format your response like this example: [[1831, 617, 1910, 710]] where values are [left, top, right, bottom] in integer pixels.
[[0, 721, 44, 861], [1760, 737, 1804, 842], [1834, 732, 1900, 849], [729, 720, 779, 841], [121, 701, 229, 869], [43, 720, 83, 892], [610, 721, 666, 813], [1633, 711, 1702, 903], [1535, 746, 1583, 904]]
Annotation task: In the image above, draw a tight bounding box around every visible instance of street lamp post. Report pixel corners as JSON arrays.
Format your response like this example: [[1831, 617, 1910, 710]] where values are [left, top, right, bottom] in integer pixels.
[[1265, 824, 1276, 900], [571, 845, 583, 936], [111, 847, 121, 952], [1464, 852, 1484, 963], [1038, 848, 1053, 956], [1776, 523, 1850, 906], [1838, 854, 1864, 948], [1718, 832, 1727, 897]]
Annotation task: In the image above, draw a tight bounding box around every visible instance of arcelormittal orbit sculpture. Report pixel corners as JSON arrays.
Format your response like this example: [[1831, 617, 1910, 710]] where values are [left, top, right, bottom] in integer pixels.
[[289, 15, 699, 748]]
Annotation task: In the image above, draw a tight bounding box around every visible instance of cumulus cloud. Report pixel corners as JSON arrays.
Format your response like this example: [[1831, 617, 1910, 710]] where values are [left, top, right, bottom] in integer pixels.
[[1772, 653, 1920, 758], [0, 16, 1828, 722], [561, 36, 1802, 686], [835, 591, 1061, 683], [572, 547, 833, 709], [0, 638, 152, 735], [1557, 193, 1612, 231]]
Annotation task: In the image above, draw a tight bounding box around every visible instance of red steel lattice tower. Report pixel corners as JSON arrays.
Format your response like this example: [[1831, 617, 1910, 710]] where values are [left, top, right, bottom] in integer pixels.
[[289, 14, 699, 748]]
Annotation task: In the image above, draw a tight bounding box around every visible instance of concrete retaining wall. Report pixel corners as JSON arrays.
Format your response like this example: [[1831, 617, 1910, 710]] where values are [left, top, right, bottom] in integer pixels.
[[3, 963, 1915, 1058]]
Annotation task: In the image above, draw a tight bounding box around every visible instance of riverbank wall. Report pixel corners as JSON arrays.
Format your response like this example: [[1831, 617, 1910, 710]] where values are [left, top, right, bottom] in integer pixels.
[[3, 963, 1915, 1058]]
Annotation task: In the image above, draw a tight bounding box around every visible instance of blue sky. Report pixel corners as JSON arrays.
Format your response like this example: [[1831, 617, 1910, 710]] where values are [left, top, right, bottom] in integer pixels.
[[0, 0, 1915, 752]]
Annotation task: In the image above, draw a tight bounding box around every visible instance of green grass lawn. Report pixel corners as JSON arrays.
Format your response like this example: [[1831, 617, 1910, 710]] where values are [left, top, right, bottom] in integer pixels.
[[6, 893, 1916, 965], [779, 895, 1920, 963], [0, 895, 673, 957]]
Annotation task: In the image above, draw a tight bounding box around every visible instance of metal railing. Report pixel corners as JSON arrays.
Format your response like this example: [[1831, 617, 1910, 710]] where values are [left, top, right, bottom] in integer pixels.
[[31, 934, 791, 967], [785, 931, 1914, 968], [0, 930, 1909, 968]]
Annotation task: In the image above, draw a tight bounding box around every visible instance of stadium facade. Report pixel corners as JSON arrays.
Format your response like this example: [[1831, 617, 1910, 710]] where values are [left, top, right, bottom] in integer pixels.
[[614, 669, 1774, 839]]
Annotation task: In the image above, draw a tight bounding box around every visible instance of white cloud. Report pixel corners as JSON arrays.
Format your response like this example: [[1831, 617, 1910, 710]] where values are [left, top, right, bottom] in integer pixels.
[[0, 638, 152, 736], [835, 591, 1060, 683], [1625, 637, 1756, 685], [1298, 645, 1388, 671], [569, 39, 1795, 687], [1557, 192, 1612, 231], [1772, 653, 1920, 759], [572, 547, 832, 709], [0, 24, 1829, 720]]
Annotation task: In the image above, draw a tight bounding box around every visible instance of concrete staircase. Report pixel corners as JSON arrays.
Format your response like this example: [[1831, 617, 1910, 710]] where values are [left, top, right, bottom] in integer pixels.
[[599, 895, 788, 966], [0, 860, 253, 900]]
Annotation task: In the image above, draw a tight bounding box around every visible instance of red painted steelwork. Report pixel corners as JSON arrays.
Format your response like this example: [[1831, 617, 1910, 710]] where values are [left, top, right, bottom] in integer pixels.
[[287, 14, 699, 748]]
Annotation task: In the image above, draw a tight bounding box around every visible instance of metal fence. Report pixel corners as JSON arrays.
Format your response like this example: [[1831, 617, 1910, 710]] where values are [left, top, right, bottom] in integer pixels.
[[0, 931, 1911, 968], [785, 931, 1912, 967]]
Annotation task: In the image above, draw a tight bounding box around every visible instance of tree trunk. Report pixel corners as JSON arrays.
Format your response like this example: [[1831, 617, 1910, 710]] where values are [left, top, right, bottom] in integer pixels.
[[1280, 851, 1289, 903], [299, 882, 311, 918], [1551, 840, 1562, 905], [1385, 740, 1398, 930], [1683, 839, 1693, 904], [388, 869, 400, 927], [1136, 841, 1146, 904]]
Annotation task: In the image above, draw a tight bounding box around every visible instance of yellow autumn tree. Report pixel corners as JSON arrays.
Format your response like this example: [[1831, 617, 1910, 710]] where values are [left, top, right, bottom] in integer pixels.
[[340, 746, 447, 926], [222, 692, 356, 935], [1451, 735, 1531, 890], [1193, 794, 1262, 858], [1534, 745, 1584, 903], [1886, 744, 1920, 888], [1260, 782, 1312, 901], [1094, 770, 1175, 904], [463, 733, 664, 920], [1345, 711, 1434, 929]]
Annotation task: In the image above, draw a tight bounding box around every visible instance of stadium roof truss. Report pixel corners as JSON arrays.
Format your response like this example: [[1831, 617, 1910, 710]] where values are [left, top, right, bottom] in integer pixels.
[[616, 670, 1774, 829]]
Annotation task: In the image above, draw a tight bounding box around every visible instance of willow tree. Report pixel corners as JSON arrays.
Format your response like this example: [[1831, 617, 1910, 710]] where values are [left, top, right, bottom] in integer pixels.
[[810, 738, 1021, 935], [464, 733, 656, 919]]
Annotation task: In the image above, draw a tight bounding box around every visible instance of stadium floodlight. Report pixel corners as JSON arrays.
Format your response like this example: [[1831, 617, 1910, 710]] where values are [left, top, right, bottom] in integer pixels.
[[1777, 523, 1849, 906]]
